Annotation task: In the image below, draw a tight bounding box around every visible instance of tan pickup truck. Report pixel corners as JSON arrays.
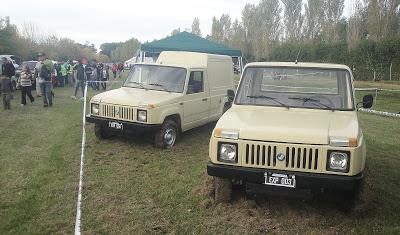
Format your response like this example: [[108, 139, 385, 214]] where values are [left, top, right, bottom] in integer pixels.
[[207, 62, 374, 202], [86, 51, 234, 148]]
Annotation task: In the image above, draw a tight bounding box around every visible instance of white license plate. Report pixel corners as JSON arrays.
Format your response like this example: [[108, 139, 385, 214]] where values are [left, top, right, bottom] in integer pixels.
[[264, 172, 296, 188], [108, 121, 123, 130]]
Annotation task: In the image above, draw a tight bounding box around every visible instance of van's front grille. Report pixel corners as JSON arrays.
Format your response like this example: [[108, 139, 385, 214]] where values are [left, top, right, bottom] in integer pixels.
[[243, 142, 321, 172], [100, 104, 136, 121]]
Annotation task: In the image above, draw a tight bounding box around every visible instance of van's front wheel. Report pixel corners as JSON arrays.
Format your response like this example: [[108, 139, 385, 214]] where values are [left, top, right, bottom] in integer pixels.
[[214, 177, 232, 203], [154, 119, 178, 149]]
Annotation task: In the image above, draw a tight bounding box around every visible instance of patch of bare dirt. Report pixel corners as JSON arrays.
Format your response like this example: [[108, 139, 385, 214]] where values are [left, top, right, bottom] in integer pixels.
[[192, 175, 375, 234]]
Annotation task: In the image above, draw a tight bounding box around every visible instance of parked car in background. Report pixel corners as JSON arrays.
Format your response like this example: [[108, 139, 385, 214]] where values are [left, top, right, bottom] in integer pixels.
[[207, 62, 374, 203], [86, 51, 235, 148]]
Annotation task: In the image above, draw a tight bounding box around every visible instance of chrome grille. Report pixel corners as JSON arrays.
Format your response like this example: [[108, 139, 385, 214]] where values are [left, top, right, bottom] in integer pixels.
[[100, 104, 136, 121], [243, 142, 321, 172]]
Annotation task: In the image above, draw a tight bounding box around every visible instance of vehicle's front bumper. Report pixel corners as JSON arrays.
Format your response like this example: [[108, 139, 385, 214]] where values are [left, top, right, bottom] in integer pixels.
[[86, 115, 162, 132], [207, 161, 363, 191]]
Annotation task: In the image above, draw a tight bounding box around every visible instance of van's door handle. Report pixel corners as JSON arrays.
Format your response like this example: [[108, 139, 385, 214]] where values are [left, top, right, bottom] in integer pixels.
[[179, 102, 184, 105], [202, 98, 208, 101]]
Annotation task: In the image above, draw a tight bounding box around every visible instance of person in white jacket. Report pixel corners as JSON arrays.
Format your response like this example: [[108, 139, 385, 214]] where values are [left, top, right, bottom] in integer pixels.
[[34, 60, 42, 97]]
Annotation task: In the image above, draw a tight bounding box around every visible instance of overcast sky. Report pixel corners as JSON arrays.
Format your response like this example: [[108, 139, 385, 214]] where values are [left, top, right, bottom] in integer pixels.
[[1, 0, 353, 48]]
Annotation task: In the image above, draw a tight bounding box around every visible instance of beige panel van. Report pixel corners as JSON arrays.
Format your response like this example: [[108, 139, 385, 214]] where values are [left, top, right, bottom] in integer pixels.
[[207, 62, 374, 202], [86, 51, 234, 148]]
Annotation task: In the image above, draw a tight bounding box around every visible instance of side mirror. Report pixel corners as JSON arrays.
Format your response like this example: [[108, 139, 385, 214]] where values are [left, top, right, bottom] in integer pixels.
[[360, 94, 373, 109], [227, 89, 235, 102]]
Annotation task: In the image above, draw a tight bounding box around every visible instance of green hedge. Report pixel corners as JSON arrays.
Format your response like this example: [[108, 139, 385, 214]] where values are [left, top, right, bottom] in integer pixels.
[[267, 38, 400, 81]]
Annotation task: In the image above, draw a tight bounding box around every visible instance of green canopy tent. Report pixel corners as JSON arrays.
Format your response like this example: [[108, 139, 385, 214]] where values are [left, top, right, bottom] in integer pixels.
[[137, 32, 243, 71]]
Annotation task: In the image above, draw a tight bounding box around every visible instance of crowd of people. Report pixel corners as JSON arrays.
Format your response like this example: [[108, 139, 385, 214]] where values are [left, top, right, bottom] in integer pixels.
[[0, 53, 125, 110]]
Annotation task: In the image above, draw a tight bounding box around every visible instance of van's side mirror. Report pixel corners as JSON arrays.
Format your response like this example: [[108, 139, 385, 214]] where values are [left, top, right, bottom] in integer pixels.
[[358, 94, 373, 109], [227, 89, 235, 102]]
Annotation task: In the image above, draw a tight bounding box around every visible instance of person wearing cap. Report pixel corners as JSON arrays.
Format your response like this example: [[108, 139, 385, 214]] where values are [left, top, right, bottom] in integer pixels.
[[36, 53, 55, 107]]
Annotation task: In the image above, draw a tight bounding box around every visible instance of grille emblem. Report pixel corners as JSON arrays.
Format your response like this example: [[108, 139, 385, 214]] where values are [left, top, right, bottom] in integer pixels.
[[276, 153, 286, 161]]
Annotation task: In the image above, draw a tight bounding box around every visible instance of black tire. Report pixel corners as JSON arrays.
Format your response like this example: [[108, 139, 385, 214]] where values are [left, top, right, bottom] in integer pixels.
[[223, 102, 231, 114], [154, 119, 178, 149], [94, 123, 113, 139], [214, 177, 232, 203]]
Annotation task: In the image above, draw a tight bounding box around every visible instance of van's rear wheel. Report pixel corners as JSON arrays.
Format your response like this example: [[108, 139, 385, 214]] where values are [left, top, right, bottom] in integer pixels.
[[214, 177, 232, 203], [154, 119, 178, 149], [94, 123, 113, 139]]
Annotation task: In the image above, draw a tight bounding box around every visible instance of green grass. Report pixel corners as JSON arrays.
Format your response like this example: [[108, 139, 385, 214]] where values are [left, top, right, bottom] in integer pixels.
[[355, 81, 400, 113], [0, 79, 399, 234]]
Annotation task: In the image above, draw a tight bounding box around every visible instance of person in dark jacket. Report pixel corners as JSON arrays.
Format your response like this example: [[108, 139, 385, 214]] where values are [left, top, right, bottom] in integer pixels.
[[1, 75, 13, 110], [1, 58, 16, 78], [72, 58, 91, 100]]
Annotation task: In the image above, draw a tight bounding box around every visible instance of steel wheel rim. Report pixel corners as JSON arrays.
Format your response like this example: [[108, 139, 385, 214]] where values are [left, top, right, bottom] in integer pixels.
[[164, 128, 176, 147]]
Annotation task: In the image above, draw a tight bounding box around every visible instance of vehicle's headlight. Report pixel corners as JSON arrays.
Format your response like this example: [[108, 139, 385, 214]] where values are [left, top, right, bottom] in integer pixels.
[[137, 110, 147, 122], [329, 137, 358, 147], [218, 143, 238, 163], [91, 103, 99, 115], [214, 128, 239, 140], [327, 151, 350, 172]]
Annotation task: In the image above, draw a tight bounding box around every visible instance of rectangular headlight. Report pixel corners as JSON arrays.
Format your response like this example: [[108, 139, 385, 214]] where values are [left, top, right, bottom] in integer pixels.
[[217, 142, 238, 163], [214, 128, 239, 140], [91, 103, 99, 115], [326, 150, 350, 173], [329, 137, 358, 147], [137, 109, 147, 122]]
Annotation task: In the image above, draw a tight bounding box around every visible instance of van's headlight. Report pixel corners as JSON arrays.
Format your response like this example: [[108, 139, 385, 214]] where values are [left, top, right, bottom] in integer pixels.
[[327, 151, 350, 172], [137, 110, 147, 122], [214, 128, 239, 140], [91, 103, 99, 115], [218, 143, 238, 163], [329, 137, 358, 147]]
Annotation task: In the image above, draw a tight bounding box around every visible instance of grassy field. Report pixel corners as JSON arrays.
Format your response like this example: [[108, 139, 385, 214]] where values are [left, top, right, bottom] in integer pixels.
[[0, 80, 399, 234], [354, 81, 400, 113]]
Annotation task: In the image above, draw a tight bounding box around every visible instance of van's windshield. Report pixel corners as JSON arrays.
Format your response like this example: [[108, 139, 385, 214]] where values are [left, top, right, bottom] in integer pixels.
[[235, 66, 354, 110], [124, 65, 187, 93]]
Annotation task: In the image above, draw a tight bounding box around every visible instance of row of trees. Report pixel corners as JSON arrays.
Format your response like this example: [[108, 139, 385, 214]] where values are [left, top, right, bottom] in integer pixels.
[[0, 16, 140, 63], [199, 0, 400, 80], [0, 17, 103, 62], [99, 38, 141, 62]]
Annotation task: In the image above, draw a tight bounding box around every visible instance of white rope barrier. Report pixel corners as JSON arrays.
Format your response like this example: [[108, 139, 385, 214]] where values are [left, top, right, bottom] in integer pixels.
[[359, 108, 400, 118], [73, 79, 124, 234], [74, 82, 88, 235], [355, 87, 400, 92]]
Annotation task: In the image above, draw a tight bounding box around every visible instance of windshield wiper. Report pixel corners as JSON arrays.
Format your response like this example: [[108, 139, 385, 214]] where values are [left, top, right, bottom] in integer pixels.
[[288, 97, 333, 110], [148, 83, 171, 92], [247, 95, 289, 109], [125, 81, 145, 89]]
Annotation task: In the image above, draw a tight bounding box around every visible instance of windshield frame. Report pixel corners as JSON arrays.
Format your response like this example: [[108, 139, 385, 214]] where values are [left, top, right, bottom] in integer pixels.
[[234, 65, 355, 111], [123, 64, 188, 93]]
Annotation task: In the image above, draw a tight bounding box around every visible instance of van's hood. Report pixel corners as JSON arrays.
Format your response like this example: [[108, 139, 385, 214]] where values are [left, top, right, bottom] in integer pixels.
[[216, 105, 360, 145], [91, 87, 182, 107]]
